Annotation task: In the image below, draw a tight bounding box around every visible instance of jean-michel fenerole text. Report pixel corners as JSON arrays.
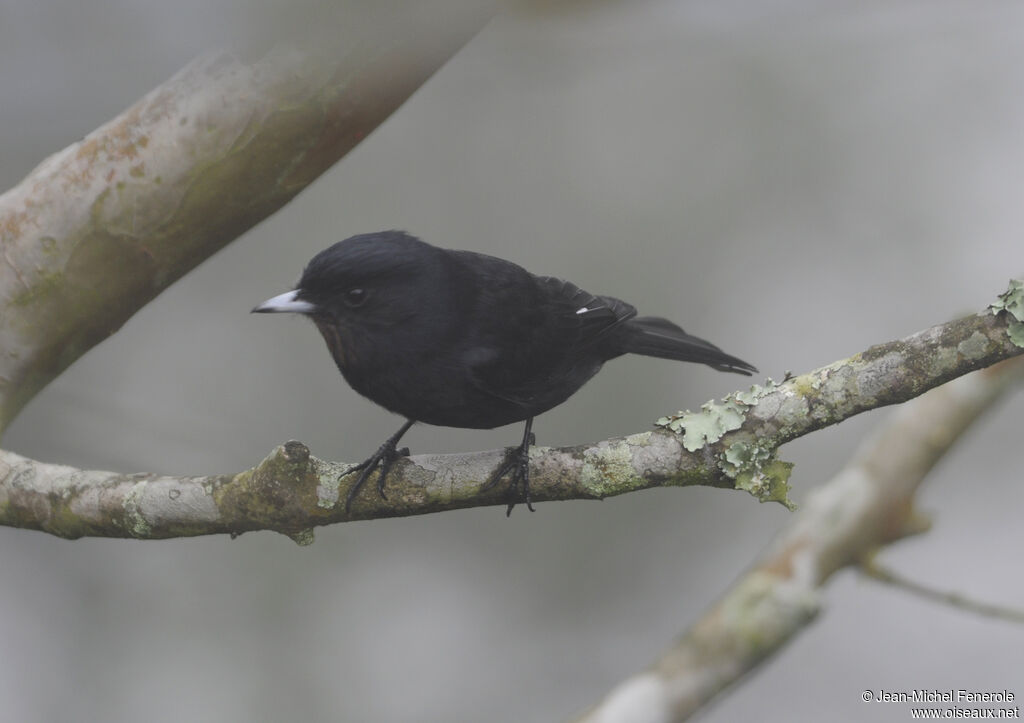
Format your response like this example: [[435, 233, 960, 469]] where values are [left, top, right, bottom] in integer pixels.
[[873, 690, 1015, 704]]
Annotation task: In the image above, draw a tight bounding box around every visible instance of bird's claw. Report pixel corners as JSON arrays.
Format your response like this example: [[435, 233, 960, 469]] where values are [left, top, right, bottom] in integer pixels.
[[484, 444, 534, 516], [341, 420, 416, 512], [343, 440, 408, 512]]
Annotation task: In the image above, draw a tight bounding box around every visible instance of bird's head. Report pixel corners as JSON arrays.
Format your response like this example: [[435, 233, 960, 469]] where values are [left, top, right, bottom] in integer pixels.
[[253, 230, 445, 326], [252, 231, 451, 370]]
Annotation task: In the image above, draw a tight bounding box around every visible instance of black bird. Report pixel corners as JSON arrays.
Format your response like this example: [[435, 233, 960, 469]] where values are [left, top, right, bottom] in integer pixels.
[[253, 231, 756, 514]]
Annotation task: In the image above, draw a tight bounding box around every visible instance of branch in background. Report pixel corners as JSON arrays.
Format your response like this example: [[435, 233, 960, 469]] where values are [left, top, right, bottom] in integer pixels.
[[573, 356, 1024, 723], [0, 5, 493, 433], [1, 297, 1021, 540], [861, 558, 1024, 625]]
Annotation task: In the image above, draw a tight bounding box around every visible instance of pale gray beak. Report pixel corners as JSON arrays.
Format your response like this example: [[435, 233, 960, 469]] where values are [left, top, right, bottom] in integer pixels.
[[252, 289, 317, 314]]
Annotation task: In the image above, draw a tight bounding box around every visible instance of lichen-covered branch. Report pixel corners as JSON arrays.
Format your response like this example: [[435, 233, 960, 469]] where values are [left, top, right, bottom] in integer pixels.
[[655, 292, 1024, 507], [0, 8, 491, 433], [2, 293, 1021, 541], [573, 357, 1024, 723]]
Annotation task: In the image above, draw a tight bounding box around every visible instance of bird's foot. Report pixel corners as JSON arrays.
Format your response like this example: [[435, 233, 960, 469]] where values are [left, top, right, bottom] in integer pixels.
[[341, 420, 415, 512], [483, 432, 535, 516], [342, 443, 410, 511]]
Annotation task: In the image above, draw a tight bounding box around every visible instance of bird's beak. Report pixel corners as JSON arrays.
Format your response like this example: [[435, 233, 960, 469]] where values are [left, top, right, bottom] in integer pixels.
[[251, 290, 317, 314]]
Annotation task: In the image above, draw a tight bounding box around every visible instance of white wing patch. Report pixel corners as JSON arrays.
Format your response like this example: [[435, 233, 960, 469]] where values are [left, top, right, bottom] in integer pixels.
[[577, 302, 606, 315]]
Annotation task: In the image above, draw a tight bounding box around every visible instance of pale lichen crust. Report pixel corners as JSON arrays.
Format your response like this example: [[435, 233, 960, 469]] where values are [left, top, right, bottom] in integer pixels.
[[656, 399, 747, 452], [990, 278, 1024, 347], [657, 382, 795, 509]]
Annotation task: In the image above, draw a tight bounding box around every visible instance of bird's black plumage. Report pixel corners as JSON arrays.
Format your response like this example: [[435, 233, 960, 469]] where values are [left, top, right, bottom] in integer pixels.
[[253, 231, 757, 513]]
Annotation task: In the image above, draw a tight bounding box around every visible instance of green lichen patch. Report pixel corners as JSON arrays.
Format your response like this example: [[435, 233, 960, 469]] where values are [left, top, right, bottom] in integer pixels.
[[732, 380, 779, 406], [655, 382, 778, 453], [991, 278, 1024, 319], [990, 278, 1024, 347], [656, 398, 749, 452], [654, 382, 796, 508], [733, 459, 795, 510], [721, 439, 795, 509], [579, 439, 639, 497], [286, 528, 315, 546], [1009, 323, 1024, 348], [722, 440, 771, 476], [123, 480, 152, 538], [956, 331, 990, 360]]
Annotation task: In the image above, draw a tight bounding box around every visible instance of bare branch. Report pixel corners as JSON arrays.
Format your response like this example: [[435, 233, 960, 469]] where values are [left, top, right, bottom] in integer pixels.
[[0, 9, 492, 433], [573, 355, 1024, 723], [2, 299, 1021, 540]]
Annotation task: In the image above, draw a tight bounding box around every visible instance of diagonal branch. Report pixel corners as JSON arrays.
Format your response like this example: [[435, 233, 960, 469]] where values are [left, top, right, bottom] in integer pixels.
[[0, 8, 492, 433], [1, 295, 1021, 541], [572, 350, 1024, 723]]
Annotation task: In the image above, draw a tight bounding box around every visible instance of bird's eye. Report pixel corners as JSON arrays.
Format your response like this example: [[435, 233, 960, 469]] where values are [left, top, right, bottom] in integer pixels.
[[344, 288, 369, 308]]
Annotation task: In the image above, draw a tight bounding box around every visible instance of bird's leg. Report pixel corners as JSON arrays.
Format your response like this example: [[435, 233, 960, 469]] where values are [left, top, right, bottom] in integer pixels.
[[482, 417, 536, 516], [342, 419, 415, 512]]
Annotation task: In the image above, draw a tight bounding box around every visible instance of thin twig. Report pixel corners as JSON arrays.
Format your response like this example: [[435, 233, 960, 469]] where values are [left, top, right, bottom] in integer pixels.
[[861, 556, 1024, 625]]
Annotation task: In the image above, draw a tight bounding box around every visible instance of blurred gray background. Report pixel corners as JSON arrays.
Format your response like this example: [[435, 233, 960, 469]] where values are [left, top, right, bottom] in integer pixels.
[[2, 1, 1022, 721]]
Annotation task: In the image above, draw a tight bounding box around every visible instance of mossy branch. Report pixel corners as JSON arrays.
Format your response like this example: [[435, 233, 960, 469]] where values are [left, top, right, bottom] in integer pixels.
[[2, 290, 1021, 541]]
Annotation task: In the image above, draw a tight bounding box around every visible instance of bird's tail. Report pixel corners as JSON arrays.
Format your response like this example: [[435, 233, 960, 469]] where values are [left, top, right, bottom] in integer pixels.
[[617, 316, 757, 375]]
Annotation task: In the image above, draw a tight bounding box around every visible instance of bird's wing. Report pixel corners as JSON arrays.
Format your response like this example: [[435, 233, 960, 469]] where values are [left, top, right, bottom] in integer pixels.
[[463, 276, 637, 411], [534, 275, 637, 344]]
